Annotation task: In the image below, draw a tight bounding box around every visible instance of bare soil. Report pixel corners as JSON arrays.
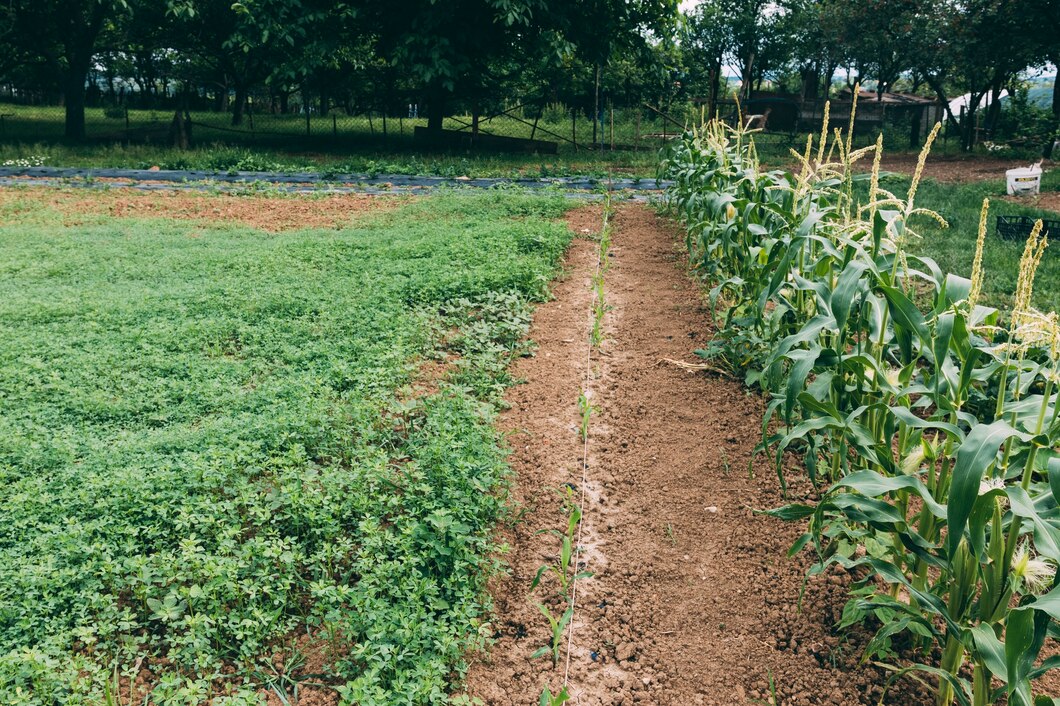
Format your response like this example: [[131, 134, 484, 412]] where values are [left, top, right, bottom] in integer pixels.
[[461, 205, 933, 706], [0, 188, 398, 232], [1004, 191, 1060, 216], [873, 154, 1051, 184]]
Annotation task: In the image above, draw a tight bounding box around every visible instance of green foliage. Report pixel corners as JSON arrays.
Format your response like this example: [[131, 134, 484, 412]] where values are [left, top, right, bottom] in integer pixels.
[[663, 116, 1060, 705], [0, 191, 572, 704], [0, 139, 660, 180]]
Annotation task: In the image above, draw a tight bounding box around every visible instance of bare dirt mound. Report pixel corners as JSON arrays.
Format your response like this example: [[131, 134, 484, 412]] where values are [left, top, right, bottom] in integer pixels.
[[462, 204, 929, 705], [873, 154, 1051, 184], [1004, 191, 1060, 216], [0, 188, 398, 232]]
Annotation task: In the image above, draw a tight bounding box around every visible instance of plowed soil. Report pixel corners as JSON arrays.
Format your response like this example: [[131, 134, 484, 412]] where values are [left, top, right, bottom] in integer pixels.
[[0, 188, 398, 232], [1004, 190, 1060, 216], [461, 204, 932, 706], [874, 155, 1050, 184]]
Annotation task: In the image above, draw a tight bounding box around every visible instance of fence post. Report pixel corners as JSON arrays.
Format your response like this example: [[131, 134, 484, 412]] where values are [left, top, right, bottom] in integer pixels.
[[382, 111, 387, 138], [125, 107, 130, 142], [333, 114, 337, 137], [305, 103, 310, 136], [572, 109, 577, 151], [609, 104, 614, 151], [635, 111, 641, 152]]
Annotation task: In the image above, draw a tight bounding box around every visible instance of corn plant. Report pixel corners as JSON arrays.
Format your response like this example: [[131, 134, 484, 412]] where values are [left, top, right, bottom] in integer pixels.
[[662, 99, 1060, 706], [539, 685, 571, 706], [531, 488, 591, 601]]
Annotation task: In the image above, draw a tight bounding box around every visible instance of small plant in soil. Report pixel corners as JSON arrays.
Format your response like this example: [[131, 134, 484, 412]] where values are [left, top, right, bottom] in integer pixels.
[[539, 685, 571, 706], [531, 487, 592, 603]]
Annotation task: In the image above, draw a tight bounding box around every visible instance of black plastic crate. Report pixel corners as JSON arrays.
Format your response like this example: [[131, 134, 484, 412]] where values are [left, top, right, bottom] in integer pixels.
[[997, 215, 1060, 241]]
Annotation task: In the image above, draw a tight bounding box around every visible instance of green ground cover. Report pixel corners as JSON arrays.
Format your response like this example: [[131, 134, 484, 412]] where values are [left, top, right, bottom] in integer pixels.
[[0, 189, 573, 705], [0, 140, 661, 180]]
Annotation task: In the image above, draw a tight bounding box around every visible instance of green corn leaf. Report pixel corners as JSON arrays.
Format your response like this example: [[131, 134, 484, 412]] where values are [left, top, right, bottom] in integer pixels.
[[761, 503, 816, 521], [969, 624, 1008, 682], [1048, 458, 1060, 504], [874, 662, 972, 706], [1007, 606, 1036, 706], [831, 260, 871, 332], [837, 470, 946, 519], [1006, 486, 1060, 563], [942, 273, 972, 309], [785, 349, 820, 422], [888, 406, 964, 441], [948, 420, 1024, 557], [877, 282, 929, 343]]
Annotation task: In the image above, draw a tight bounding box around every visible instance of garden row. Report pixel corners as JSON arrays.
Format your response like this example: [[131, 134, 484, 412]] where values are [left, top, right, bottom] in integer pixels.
[[662, 106, 1060, 706]]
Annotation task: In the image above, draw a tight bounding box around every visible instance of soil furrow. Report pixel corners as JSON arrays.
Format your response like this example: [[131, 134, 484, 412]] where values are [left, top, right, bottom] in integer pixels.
[[463, 204, 929, 706]]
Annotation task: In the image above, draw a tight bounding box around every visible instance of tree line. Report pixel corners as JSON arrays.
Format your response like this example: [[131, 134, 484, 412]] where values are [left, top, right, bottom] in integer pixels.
[[1, 0, 1057, 150]]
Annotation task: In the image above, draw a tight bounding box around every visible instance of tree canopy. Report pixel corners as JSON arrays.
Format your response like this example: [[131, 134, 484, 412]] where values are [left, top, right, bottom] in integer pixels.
[[0, 0, 1055, 148]]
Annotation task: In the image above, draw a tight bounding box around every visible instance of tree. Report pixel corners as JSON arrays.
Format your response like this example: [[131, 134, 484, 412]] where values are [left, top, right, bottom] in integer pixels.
[[3, 0, 133, 139], [164, 0, 339, 125], [913, 0, 1054, 150], [357, 0, 679, 132], [684, 1, 733, 116]]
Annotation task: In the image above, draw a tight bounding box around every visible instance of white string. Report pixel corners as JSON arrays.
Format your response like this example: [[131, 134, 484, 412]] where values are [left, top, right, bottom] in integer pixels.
[[562, 186, 612, 693]]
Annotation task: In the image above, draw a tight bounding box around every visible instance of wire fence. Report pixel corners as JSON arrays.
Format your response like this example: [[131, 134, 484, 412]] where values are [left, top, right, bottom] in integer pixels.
[[0, 100, 702, 155]]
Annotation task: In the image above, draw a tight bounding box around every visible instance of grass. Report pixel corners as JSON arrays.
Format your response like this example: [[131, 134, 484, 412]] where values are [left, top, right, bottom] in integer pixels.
[[0, 188, 573, 705], [893, 168, 1060, 312], [0, 140, 663, 179], [0, 102, 671, 178]]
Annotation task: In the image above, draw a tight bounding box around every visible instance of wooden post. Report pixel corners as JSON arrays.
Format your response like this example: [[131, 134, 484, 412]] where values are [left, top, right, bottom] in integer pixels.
[[382, 111, 387, 137], [368, 111, 374, 135], [572, 109, 577, 151], [333, 114, 337, 137], [635, 111, 641, 152], [592, 65, 599, 148], [610, 104, 614, 150]]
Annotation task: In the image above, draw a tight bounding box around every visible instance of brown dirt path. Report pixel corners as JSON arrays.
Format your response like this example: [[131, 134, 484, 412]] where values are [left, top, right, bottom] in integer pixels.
[[462, 204, 929, 706]]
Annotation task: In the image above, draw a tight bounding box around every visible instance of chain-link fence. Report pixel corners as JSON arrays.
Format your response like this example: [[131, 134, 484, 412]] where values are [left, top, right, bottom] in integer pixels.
[[0, 97, 702, 155]]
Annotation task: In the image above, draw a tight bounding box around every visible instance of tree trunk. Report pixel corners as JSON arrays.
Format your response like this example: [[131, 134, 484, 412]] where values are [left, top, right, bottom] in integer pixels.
[[985, 79, 1003, 139], [800, 65, 820, 101], [63, 69, 87, 141], [232, 83, 247, 126], [427, 95, 445, 132], [707, 62, 721, 119], [1051, 56, 1060, 119], [741, 52, 756, 100]]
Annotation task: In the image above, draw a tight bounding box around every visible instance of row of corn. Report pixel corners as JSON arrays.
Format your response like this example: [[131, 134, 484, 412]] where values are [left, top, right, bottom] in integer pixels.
[[661, 106, 1060, 706]]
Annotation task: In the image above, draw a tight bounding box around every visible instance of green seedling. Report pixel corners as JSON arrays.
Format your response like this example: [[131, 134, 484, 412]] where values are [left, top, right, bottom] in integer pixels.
[[578, 392, 594, 441], [539, 685, 571, 706], [531, 602, 574, 666], [531, 488, 591, 601]]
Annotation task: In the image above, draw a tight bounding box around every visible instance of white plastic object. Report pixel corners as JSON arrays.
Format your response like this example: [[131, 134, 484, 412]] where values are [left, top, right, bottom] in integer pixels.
[[1006, 162, 1042, 196]]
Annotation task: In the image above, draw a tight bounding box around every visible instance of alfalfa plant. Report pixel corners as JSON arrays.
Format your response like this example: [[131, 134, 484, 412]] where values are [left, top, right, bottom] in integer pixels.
[[662, 97, 1060, 706]]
